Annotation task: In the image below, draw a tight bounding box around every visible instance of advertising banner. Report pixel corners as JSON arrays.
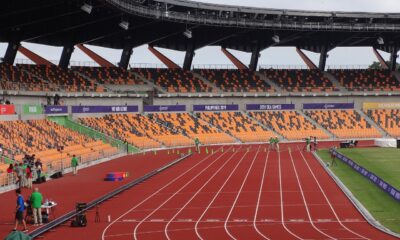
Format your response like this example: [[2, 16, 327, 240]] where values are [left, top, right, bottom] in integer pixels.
[[72, 105, 139, 114], [332, 149, 400, 202], [193, 104, 239, 111], [44, 106, 68, 115], [143, 105, 186, 112], [303, 103, 354, 109], [0, 105, 15, 115], [246, 104, 295, 111], [23, 105, 43, 115], [363, 102, 400, 109]]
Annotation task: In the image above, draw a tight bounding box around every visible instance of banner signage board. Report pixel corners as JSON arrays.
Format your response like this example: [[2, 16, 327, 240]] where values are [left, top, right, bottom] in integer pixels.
[[23, 105, 43, 115], [193, 104, 239, 111], [246, 104, 295, 111], [72, 105, 139, 114], [44, 106, 68, 115], [143, 105, 186, 112], [332, 150, 400, 202], [0, 105, 15, 115], [303, 103, 354, 109], [363, 102, 400, 109]]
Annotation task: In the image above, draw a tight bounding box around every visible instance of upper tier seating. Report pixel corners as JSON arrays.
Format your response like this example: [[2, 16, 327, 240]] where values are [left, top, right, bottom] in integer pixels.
[[195, 69, 273, 92], [262, 69, 335, 92], [305, 109, 381, 138], [151, 113, 236, 144], [18, 64, 104, 92], [365, 109, 400, 137], [248, 110, 329, 140], [0, 119, 117, 172], [73, 66, 144, 85], [80, 114, 193, 148], [329, 69, 400, 91], [0, 63, 55, 91], [197, 112, 275, 142], [132, 68, 213, 93]]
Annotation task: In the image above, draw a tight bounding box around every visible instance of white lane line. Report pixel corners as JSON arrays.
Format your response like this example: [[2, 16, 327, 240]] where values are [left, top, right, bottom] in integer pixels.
[[224, 146, 263, 240], [253, 149, 272, 240], [297, 149, 370, 240], [164, 146, 242, 239], [195, 146, 253, 240], [278, 150, 304, 240], [133, 147, 235, 240], [288, 149, 337, 239], [101, 146, 226, 240]]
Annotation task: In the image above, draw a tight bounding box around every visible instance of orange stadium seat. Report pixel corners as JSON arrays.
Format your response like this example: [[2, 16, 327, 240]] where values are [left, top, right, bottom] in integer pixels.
[[365, 109, 400, 137]]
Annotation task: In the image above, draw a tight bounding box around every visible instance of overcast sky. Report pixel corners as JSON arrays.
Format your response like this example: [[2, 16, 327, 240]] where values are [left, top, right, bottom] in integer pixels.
[[1, 0, 399, 68]]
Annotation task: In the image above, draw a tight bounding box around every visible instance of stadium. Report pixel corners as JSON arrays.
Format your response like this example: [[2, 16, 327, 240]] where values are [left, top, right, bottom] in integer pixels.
[[0, 0, 399, 239]]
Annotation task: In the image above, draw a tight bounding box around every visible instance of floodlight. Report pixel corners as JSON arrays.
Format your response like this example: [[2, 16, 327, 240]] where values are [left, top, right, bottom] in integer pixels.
[[81, 3, 92, 14], [272, 35, 280, 43], [119, 21, 129, 30], [183, 29, 192, 39], [377, 37, 384, 45]]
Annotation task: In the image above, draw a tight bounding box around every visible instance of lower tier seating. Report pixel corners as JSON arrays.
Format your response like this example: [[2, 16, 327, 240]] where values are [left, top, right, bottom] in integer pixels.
[[305, 109, 381, 138], [248, 110, 329, 140], [365, 109, 400, 137]]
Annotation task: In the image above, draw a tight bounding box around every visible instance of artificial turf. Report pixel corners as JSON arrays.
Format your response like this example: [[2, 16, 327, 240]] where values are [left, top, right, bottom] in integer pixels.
[[317, 148, 400, 234]]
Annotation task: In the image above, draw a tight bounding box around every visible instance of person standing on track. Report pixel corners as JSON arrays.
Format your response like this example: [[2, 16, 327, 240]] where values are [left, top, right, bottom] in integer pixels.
[[71, 155, 79, 176], [313, 136, 318, 151], [30, 187, 43, 226], [194, 137, 200, 152], [306, 137, 311, 152], [13, 188, 28, 232], [269, 137, 275, 151], [275, 136, 280, 152]]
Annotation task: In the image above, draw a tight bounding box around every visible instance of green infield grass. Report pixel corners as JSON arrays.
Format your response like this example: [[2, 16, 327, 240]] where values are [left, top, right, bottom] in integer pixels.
[[317, 148, 400, 234]]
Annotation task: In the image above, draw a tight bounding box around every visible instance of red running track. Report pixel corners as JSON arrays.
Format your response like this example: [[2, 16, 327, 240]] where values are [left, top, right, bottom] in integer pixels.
[[92, 144, 397, 240]]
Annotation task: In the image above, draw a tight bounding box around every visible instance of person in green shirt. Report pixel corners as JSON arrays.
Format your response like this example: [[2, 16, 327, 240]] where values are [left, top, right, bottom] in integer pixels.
[[71, 155, 79, 176], [306, 137, 311, 152], [194, 138, 200, 152], [269, 137, 275, 151], [30, 187, 43, 226], [275, 137, 280, 152]]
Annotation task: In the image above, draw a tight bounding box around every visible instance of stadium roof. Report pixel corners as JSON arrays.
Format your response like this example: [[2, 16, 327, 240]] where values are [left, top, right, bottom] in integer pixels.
[[1, 0, 400, 53]]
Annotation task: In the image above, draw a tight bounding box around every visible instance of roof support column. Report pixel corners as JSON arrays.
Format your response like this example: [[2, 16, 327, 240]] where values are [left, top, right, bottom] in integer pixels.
[[372, 47, 389, 69], [296, 47, 317, 69], [318, 45, 328, 71], [389, 47, 398, 71], [3, 41, 20, 64], [18, 45, 53, 66], [59, 45, 74, 69], [183, 41, 195, 71], [221, 47, 248, 70], [148, 45, 180, 69], [249, 43, 260, 71], [119, 44, 133, 70], [76, 44, 115, 67]]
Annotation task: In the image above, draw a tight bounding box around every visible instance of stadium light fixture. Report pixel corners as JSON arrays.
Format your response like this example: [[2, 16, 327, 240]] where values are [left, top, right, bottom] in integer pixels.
[[272, 35, 280, 43], [81, 3, 92, 14], [377, 37, 384, 45], [119, 21, 129, 31], [183, 29, 192, 39]]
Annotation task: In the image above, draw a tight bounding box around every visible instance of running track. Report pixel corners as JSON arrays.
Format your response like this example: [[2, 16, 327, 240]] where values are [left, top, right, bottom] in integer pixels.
[[88, 144, 397, 240]]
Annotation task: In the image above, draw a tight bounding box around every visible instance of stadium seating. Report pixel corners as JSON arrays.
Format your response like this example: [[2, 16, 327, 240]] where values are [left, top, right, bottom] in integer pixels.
[[0, 119, 117, 173], [262, 69, 336, 92], [197, 112, 275, 142], [17, 64, 104, 92], [151, 113, 236, 144], [329, 69, 400, 91], [195, 69, 273, 92], [73, 66, 145, 85], [248, 110, 329, 140], [305, 109, 381, 138], [365, 109, 400, 137], [132, 68, 213, 93], [79, 114, 193, 148]]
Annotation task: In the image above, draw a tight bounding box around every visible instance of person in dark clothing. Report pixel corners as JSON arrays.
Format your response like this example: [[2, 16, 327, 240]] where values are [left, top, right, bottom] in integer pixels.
[[14, 188, 28, 232]]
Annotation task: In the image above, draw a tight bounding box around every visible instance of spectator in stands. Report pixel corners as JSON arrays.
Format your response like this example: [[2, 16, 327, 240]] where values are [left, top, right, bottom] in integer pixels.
[[71, 154, 79, 176], [30, 188, 43, 226], [26, 166, 33, 189], [13, 188, 28, 232]]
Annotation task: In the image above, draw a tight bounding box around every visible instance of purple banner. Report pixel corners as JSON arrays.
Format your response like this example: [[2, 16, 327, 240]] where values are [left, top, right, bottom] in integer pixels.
[[193, 104, 239, 111], [246, 104, 295, 111], [143, 105, 186, 112], [44, 105, 68, 114], [331, 150, 400, 202], [303, 103, 354, 109], [72, 105, 138, 114]]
